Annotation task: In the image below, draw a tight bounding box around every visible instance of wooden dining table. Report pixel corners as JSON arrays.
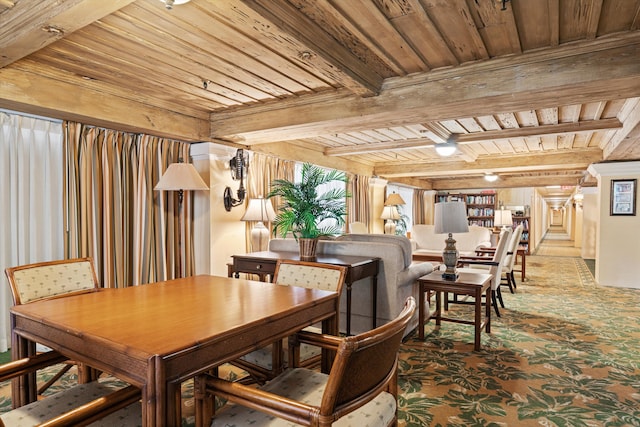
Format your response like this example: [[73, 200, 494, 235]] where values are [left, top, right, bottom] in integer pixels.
[[10, 275, 340, 427]]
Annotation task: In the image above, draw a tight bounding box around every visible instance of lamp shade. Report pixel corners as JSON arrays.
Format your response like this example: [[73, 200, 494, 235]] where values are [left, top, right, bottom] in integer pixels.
[[494, 209, 513, 228], [434, 202, 469, 234], [384, 192, 406, 206], [154, 163, 208, 191], [380, 205, 400, 220], [241, 198, 277, 222]]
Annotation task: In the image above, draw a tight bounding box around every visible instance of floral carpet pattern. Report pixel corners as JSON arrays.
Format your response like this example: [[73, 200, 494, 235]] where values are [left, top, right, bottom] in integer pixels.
[[1, 255, 639, 426], [398, 255, 640, 426]]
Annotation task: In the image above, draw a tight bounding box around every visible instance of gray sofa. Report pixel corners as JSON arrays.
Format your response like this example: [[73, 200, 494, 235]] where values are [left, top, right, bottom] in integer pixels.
[[268, 234, 434, 336]]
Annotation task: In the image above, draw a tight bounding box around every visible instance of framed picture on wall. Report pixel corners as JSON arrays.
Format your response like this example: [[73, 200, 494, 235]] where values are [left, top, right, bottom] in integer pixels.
[[610, 179, 637, 216]]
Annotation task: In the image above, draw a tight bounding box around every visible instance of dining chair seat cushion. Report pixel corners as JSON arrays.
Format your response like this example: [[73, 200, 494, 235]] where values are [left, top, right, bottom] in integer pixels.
[[0, 381, 141, 427], [210, 368, 396, 426], [240, 341, 319, 370]]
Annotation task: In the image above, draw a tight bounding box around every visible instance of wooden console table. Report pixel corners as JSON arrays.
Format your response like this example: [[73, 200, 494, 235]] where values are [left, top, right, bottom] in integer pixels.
[[230, 251, 380, 336], [417, 271, 492, 351]]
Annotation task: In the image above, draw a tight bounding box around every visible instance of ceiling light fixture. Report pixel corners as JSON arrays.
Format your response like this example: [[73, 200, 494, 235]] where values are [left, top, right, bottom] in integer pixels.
[[484, 173, 498, 182], [159, 0, 190, 10], [434, 134, 459, 157]]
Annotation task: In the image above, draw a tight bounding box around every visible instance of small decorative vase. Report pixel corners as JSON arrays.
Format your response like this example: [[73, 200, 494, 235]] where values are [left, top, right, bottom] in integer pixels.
[[298, 237, 318, 260]]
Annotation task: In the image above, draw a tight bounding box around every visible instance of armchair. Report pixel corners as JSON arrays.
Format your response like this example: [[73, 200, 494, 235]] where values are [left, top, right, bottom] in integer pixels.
[[5, 257, 103, 396], [231, 260, 347, 384], [195, 297, 416, 427]]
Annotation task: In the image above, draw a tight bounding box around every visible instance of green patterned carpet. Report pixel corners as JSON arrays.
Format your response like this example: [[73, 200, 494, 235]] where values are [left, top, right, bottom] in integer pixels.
[[399, 255, 640, 426], [1, 255, 639, 426]]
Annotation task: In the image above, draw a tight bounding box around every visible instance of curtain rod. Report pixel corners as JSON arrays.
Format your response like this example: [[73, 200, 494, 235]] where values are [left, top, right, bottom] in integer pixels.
[[0, 108, 62, 124]]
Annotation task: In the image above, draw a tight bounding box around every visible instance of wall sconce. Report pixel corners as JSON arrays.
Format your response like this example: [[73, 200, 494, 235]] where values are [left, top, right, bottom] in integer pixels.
[[224, 149, 248, 211]]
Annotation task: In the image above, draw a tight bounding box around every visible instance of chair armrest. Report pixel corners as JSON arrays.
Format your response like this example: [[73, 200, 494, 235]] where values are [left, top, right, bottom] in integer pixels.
[[294, 330, 342, 350], [458, 259, 499, 267], [38, 385, 140, 427], [475, 247, 496, 255], [0, 351, 68, 382], [202, 374, 315, 424]]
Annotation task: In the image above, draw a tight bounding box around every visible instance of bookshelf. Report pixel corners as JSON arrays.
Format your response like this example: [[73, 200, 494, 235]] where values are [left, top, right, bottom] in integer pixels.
[[435, 192, 497, 227], [512, 216, 530, 253]]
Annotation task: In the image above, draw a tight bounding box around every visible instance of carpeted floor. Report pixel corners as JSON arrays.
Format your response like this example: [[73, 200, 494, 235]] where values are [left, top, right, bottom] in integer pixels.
[[1, 255, 639, 426]]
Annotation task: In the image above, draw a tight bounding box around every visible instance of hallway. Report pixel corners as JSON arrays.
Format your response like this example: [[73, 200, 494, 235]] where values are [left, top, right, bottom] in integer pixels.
[[534, 225, 582, 257]]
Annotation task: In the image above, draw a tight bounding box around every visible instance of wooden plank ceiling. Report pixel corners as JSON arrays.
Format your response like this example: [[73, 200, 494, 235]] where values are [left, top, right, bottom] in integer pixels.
[[2, 0, 640, 204]]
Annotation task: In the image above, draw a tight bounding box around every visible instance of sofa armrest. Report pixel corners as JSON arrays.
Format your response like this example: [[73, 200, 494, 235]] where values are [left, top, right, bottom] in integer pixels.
[[397, 261, 434, 287]]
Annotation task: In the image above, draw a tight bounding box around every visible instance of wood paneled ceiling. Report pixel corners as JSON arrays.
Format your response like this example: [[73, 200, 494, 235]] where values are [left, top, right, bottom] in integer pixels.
[[2, 0, 640, 203]]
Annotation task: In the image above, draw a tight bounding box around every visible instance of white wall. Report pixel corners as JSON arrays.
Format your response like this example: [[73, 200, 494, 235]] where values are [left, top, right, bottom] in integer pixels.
[[588, 162, 640, 289], [192, 142, 247, 277], [580, 187, 598, 259]]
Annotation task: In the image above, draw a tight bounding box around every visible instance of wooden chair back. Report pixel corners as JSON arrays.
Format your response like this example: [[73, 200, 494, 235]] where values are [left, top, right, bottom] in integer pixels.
[[273, 260, 347, 294], [319, 296, 415, 418], [5, 257, 99, 306]]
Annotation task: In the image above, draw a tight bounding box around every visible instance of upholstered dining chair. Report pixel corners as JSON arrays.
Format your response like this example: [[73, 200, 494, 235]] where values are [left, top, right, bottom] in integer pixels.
[[471, 225, 524, 294], [231, 260, 348, 384], [196, 297, 416, 427], [458, 228, 512, 317], [501, 224, 524, 293], [5, 257, 105, 395], [0, 352, 141, 426]]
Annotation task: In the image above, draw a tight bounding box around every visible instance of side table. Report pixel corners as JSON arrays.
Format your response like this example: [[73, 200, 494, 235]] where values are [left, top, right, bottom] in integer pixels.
[[417, 271, 493, 351]]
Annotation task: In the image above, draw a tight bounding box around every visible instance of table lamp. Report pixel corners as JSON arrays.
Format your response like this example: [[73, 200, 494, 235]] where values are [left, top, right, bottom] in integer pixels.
[[241, 197, 277, 252], [494, 209, 513, 231], [381, 205, 400, 234], [382, 192, 405, 234], [434, 201, 469, 280]]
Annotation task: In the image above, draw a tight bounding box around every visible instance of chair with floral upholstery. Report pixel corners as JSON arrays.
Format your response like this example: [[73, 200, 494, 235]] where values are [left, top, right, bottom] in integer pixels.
[[5, 257, 104, 395], [195, 297, 416, 427], [4, 258, 142, 425], [230, 260, 347, 384]]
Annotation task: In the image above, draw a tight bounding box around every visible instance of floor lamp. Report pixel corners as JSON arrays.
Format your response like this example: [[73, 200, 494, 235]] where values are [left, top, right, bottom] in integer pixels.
[[241, 197, 277, 252], [155, 162, 209, 277], [434, 201, 469, 280]]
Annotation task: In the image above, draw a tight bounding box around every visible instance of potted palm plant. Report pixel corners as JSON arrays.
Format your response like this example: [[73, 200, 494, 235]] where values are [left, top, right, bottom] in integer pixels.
[[268, 163, 349, 259]]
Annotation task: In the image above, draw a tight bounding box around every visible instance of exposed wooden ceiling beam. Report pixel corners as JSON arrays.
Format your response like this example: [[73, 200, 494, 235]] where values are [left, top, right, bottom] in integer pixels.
[[323, 118, 622, 156], [0, 66, 209, 141], [0, 0, 136, 68], [238, 0, 382, 97], [210, 34, 640, 142], [374, 150, 603, 178], [425, 173, 586, 191]]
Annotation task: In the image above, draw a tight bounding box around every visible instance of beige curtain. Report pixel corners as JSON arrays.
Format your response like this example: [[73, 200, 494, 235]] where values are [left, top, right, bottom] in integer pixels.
[[245, 153, 295, 249], [413, 189, 429, 224], [63, 122, 191, 287], [347, 174, 371, 232]]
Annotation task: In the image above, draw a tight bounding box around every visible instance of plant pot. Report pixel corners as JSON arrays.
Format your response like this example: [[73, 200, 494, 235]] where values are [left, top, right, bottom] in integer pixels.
[[298, 237, 319, 260]]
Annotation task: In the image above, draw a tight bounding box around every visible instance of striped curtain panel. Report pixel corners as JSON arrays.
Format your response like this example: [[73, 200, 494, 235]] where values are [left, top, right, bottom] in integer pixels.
[[347, 174, 370, 232], [63, 122, 190, 287], [413, 189, 430, 224]]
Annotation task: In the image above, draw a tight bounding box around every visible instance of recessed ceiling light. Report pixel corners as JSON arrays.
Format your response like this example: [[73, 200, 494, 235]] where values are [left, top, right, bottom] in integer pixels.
[[484, 173, 498, 182], [159, 0, 190, 10]]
